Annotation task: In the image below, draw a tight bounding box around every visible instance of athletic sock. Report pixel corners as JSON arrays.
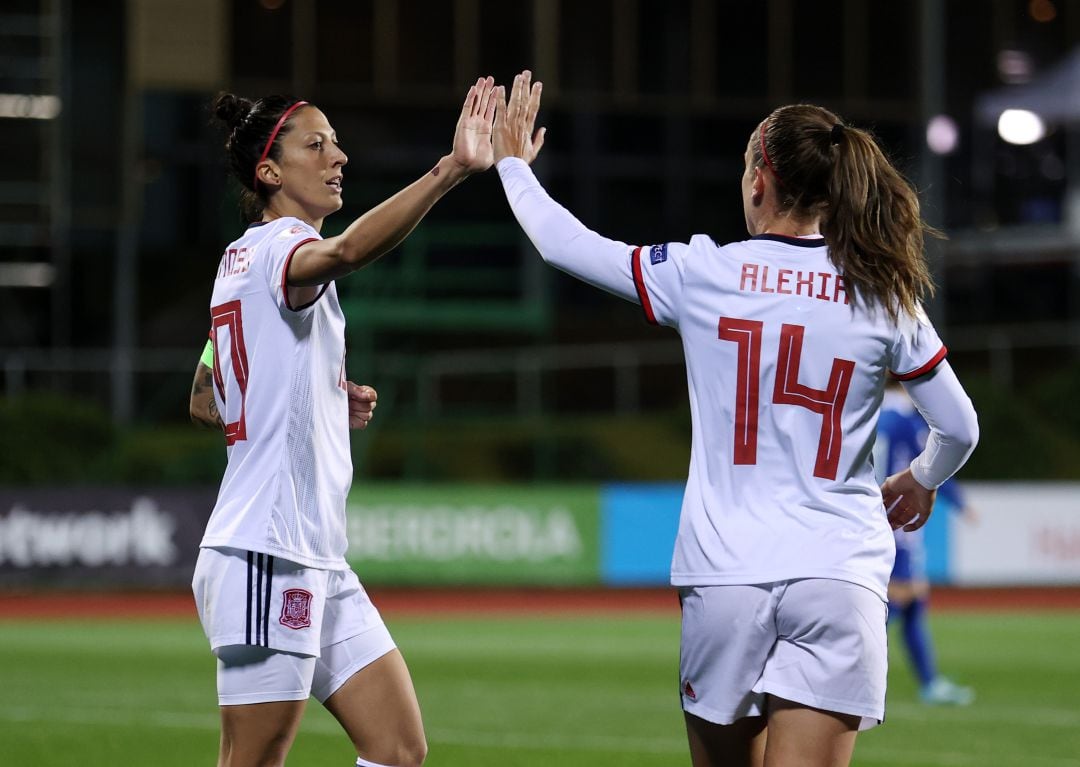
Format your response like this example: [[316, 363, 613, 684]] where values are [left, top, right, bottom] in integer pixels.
[[901, 597, 937, 686], [355, 757, 395, 767]]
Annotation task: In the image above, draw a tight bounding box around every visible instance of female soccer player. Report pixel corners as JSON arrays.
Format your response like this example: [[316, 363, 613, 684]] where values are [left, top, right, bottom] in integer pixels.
[[492, 72, 978, 767], [193, 77, 498, 767]]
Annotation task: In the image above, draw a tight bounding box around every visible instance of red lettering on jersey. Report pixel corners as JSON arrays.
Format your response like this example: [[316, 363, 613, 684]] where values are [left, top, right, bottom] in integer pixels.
[[719, 318, 763, 465], [760, 265, 775, 293], [739, 262, 845, 305], [773, 324, 855, 479], [218, 247, 252, 278], [717, 318, 856, 480], [834, 275, 849, 305], [776, 268, 792, 295], [211, 300, 250, 446], [740, 263, 759, 292], [816, 272, 831, 301], [795, 271, 814, 296]]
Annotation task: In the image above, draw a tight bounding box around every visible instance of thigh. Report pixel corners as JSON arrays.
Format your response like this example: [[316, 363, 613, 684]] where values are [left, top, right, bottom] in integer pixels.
[[680, 584, 778, 725], [684, 710, 766, 767], [215, 647, 315, 767], [219, 699, 307, 767], [763, 697, 859, 767], [322, 649, 427, 767], [313, 570, 426, 765], [765, 579, 888, 728]]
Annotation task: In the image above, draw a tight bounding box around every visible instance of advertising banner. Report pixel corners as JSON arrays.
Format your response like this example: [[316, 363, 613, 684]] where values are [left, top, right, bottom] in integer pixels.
[[0, 488, 216, 587], [950, 482, 1080, 585], [601, 483, 681, 585], [346, 484, 601, 585]]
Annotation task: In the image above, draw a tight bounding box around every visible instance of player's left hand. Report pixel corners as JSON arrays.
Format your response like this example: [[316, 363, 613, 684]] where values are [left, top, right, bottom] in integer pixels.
[[881, 467, 937, 532], [448, 76, 498, 175], [493, 70, 546, 164], [347, 382, 378, 430]]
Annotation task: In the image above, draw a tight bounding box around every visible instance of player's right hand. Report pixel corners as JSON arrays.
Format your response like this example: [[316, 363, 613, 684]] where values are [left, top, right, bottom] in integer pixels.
[[347, 382, 378, 430], [448, 76, 498, 176], [882, 468, 937, 532]]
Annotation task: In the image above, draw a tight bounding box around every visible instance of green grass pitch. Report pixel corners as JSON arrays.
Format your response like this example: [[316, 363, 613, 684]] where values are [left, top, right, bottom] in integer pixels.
[[1, 608, 1078, 766]]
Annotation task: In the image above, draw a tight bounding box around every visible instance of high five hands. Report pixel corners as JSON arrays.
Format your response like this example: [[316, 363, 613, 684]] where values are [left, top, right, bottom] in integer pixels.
[[493, 70, 546, 165], [449, 76, 499, 176], [449, 70, 546, 175]]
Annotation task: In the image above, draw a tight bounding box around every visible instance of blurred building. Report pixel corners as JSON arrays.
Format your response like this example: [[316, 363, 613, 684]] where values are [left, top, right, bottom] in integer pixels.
[[2, 0, 1079, 480]]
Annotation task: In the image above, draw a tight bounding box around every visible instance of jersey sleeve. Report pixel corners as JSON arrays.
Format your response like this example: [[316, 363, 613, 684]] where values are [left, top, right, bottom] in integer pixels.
[[630, 242, 690, 328], [903, 361, 979, 489], [262, 220, 324, 312], [888, 304, 947, 380]]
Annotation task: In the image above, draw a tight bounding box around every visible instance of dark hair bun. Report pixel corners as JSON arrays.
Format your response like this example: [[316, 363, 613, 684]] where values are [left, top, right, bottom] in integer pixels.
[[212, 92, 254, 131]]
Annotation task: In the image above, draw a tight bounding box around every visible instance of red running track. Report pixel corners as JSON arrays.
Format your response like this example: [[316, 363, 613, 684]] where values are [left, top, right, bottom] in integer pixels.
[[0, 586, 1078, 620]]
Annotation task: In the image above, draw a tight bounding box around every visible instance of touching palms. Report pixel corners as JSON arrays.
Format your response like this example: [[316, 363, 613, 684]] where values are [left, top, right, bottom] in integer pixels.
[[451, 76, 498, 174], [493, 69, 546, 166]]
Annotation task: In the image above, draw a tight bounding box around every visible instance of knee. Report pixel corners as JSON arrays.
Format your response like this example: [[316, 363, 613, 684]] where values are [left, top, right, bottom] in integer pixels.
[[401, 735, 428, 767], [220, 732, 292, 767], [360, 735, 427, 767]]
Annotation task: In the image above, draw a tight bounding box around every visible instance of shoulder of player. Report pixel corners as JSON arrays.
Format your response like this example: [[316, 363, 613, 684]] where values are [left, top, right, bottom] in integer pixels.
[[267, 217, 321, 241]]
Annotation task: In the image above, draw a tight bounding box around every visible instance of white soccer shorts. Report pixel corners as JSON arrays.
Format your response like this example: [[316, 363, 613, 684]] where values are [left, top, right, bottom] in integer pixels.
[[193, 546, 396, 705], [679, 578, 888, 729]]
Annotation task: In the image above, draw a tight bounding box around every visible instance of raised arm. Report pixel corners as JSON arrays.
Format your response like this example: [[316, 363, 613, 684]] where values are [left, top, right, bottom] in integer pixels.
[[287, 76, 499, 287]]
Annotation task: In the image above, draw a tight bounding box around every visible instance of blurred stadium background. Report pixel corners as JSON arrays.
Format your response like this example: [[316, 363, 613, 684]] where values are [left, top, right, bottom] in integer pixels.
[[1, 0, 1079, 765]]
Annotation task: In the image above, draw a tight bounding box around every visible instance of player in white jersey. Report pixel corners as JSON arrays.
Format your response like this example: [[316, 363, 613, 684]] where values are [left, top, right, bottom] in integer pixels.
[[192, 79, 499, 767], [491, 72, 978, 767]]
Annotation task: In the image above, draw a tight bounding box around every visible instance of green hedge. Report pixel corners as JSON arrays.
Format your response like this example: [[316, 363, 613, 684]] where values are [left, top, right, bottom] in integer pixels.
[[2, 366, 1078, 484]]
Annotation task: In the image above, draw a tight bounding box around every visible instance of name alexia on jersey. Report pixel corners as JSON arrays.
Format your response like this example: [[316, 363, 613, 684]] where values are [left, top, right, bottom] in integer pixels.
[[738, 261, 849, 305]]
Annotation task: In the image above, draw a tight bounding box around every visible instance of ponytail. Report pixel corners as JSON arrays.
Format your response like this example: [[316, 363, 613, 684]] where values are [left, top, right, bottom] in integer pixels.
[[756, 105, 937, 322], [824, 126, 937, 322]]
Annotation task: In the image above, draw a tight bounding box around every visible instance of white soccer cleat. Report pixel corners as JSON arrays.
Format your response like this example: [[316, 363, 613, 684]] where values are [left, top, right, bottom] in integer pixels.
[[920, 676, 975, 706]]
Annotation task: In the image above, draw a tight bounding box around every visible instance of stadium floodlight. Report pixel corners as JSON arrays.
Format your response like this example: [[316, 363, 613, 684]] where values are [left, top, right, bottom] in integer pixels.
[[0, 262, 55, 288], [997, 109, 1046, 145], [926, 115, 959, 155], [0, 94, 61, 120]]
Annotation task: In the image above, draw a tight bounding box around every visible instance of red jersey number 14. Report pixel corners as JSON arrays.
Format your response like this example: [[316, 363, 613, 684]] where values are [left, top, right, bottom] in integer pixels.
[[718, 318, 855, 480]]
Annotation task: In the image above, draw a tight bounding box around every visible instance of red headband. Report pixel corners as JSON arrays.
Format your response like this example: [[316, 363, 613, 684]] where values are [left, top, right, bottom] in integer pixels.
[[253, 100, 309, 189], [759, 122, 783, 186]]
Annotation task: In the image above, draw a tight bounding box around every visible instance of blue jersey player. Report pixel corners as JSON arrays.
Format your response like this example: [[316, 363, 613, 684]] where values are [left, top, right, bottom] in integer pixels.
[[875, 381, 975, 706]]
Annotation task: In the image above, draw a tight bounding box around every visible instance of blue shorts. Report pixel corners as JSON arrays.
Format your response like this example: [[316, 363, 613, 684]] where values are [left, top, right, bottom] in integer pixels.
[[890, 544, 927, 582]]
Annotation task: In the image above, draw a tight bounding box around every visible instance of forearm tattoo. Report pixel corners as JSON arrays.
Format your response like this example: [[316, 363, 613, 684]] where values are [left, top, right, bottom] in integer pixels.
[[191, 366, 224, 430]]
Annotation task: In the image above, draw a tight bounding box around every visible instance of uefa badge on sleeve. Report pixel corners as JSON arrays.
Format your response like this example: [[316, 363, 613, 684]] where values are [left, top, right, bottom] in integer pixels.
[[650, 243, 668, 265], [280, 588, 313, 630]]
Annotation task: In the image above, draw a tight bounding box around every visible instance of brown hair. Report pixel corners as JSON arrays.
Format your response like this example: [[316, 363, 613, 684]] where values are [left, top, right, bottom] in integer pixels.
[[210, 92, 308, 222], [754, 104, 937, 321]]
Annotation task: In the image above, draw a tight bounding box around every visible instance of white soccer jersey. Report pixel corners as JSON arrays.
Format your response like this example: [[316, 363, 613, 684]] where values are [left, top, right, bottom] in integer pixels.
[[497, 157, 949, 600], [635, 235, 944, 599], [202, 217, 352, 570]]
